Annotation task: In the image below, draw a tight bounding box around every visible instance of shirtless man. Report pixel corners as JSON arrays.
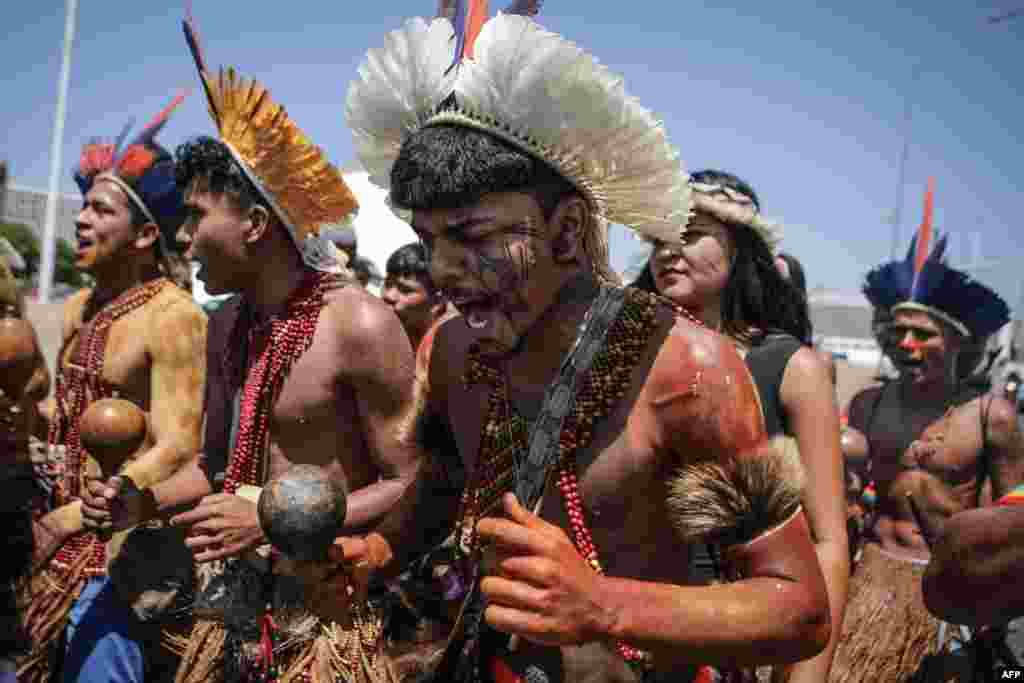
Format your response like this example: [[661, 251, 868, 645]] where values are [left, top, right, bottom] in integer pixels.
[[93, 36, 420, 678], [20, 104, 207, 683], [290, 12, 831, 683], [832, 235, 1023, 681], [381, 242, 451, 351]]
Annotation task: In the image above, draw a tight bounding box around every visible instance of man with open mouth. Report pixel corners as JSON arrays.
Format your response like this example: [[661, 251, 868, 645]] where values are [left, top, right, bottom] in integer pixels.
[[19, 94, 208, 683], [290, 5, 836, 683], [86, 10, 422, 682], [835, 213, 1023, 681]]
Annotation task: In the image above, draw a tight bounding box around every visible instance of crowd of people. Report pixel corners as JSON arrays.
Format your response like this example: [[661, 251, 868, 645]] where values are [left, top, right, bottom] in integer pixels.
[[1, 4, 1022, 683]]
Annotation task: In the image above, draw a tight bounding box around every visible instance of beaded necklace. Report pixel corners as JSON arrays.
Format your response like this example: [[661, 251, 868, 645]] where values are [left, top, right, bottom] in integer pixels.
[[49, 277, 170, 577], [460, 286, 703, 667], [222, 271, 336, 495]]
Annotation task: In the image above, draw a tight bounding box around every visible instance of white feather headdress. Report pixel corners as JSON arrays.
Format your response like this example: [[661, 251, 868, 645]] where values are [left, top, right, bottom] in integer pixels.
[[346, 13, 692, 274]]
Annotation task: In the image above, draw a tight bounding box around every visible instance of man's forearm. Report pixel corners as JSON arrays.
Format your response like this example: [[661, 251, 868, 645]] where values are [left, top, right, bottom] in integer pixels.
[[32, 500, 82, 570], [343, 476, 413, 533], [597, 574, 829, 669], [121, 443, 194, 491], [147, 457, 213, 515], [785, 540, 850, 682], [596, 512, 830, 669], [923, 505, 1024, 626]]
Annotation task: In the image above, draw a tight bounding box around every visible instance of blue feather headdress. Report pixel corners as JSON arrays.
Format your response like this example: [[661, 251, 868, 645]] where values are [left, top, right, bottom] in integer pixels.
[[73, 92, 188, 253], [863, 232, 1009, 339]]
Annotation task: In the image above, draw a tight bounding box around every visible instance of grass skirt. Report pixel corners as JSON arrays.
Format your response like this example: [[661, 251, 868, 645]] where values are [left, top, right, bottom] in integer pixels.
[[829, 543, 970, 682]]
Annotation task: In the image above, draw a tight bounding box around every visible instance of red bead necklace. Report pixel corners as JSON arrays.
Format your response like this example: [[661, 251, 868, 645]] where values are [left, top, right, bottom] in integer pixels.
[[222, 271, 335, 495], [49, 277, 170, 577]]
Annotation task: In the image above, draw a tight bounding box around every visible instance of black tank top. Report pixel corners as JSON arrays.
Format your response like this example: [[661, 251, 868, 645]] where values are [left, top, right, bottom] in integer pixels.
[[744, 333, 804, 437]]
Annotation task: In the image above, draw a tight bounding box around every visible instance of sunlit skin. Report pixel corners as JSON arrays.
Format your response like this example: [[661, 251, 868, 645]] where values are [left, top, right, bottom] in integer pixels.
[[647, 210, 848, 683], [32, 180, 207, 575], [89, 183, 420, 573], [381, 273, 446, 350], [73, 180, 160, 278], [648, 213, 735, 329], [293, 191, 831, 680], [847, 308, 1024, 563], [923, 503, 1024, 626]]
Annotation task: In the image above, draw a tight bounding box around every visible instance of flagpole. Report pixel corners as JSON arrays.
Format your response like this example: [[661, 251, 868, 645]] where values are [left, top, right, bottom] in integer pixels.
[[38, 0, 78, 304]]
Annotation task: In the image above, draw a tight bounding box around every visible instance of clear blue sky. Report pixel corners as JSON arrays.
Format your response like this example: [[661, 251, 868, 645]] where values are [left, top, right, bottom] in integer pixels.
[[3, 1, 1022, 307]]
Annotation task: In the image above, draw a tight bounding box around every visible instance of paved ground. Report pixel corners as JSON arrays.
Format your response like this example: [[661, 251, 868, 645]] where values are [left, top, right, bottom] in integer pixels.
[[25, 298, 65, 398]]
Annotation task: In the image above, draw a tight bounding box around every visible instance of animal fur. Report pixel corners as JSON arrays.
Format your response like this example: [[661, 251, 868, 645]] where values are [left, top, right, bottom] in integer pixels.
[[667, 435, 805, 548]]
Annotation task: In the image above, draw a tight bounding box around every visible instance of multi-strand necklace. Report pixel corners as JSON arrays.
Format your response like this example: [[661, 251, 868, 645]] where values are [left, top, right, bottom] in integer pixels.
[[218, 271, 335, 683], [50, 277, 170, 577], [222, 271, 335, 495], [460, 286, 702, 667]]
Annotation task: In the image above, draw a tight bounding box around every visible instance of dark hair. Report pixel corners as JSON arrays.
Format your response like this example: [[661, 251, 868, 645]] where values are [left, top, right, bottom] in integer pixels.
[[691, 168, 762, 211], [386, 242, 435, 292], [776, 252, 807, 296], [174, 136, 268, 215], [352, 256, 381, 287], [631, 169, 812, 344], [389, 124, 578, 218]]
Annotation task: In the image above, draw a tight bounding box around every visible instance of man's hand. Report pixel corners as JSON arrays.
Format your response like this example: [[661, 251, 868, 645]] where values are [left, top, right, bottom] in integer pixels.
[[170, 493, 265, 563], [82, 476, 154, 533], [477, 493, 614, 647]]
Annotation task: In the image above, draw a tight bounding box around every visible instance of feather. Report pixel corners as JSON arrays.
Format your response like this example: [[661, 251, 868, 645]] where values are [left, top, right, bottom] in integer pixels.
[[346, 17, 455, 187], [183, 0, 207, 73], [436, 0, 457, 20], [120, 91, 188, 157], [183, 3, 220, 126], [911, 176, 935, 295], [464, 0, 490, 59], [110, 120, 135, 161], [115, 145, 158, 182], [447, 0, 468, 74], [503, 0, 542, 16]]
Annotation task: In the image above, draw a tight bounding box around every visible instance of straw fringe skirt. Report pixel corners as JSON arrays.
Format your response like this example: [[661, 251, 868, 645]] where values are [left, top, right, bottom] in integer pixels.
[[829, 543, 967, 683], [175, 603, 398, 683]]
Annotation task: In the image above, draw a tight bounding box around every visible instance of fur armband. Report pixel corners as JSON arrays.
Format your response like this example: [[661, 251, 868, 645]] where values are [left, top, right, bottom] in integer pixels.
[[667, 435, 804, 548]]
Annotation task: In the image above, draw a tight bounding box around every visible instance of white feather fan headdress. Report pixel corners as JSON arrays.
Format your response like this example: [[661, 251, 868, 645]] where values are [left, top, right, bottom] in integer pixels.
[[345, 13, 692, 276]]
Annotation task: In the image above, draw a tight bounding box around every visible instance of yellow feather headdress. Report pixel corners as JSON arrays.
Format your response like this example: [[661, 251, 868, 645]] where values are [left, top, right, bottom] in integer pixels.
[[183, 10, 358, 273]]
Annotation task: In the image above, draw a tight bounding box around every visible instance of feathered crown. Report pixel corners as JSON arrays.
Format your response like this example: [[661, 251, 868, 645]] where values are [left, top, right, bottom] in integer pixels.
[[345, 1, 691, 279], [74, 92, 188, 253], [183, 6, 358, 274], [689, 181, 782, 252], [863, 179, 1009, 339]]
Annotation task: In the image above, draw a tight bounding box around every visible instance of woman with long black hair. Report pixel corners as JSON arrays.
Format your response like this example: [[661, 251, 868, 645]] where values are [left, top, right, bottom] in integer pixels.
[[632, 169, 848, 683]]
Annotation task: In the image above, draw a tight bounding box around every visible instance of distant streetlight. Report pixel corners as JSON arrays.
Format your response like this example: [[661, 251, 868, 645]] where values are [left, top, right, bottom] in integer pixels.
[[888, 62, 922, 260]]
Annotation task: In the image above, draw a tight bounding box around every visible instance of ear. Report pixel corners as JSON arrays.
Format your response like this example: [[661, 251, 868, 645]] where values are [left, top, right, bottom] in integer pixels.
[[244, 205, 273, 245], [548, 195, 588, 265], [134, 221, 161, 251]]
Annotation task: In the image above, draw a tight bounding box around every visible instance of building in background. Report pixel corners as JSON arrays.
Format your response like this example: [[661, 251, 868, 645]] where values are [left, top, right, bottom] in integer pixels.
[[808, 288, 880, 367], [2, 183, 79, 246]]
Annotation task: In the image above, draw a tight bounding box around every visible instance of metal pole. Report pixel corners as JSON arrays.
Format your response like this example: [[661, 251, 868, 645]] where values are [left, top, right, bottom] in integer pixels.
[[890, 63, 921, 260], [38, 0, 78, 304]]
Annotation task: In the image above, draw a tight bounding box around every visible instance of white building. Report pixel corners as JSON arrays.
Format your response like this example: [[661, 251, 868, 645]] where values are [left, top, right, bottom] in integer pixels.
[[808, 289, 882, 368], [2, 184, 80, 246]]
